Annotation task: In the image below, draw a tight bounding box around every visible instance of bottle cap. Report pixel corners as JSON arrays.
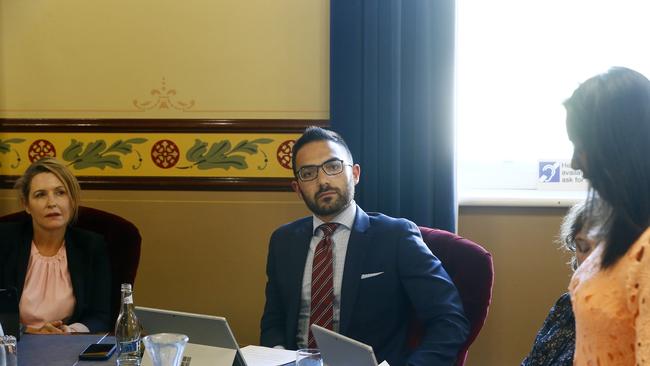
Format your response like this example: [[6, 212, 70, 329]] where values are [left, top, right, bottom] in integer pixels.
[[121, 283, 132, 291]]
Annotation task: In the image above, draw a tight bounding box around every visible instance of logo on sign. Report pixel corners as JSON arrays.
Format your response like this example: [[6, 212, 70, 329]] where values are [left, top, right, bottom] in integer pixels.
[[539, 161, 561, 183]]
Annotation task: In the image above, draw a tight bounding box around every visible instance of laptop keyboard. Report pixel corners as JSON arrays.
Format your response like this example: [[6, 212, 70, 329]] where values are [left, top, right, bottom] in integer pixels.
[[181, 356, 192, 366]]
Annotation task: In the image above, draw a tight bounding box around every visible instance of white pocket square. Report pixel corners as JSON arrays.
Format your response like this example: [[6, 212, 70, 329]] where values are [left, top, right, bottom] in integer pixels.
[[360, 272, 384, 279]]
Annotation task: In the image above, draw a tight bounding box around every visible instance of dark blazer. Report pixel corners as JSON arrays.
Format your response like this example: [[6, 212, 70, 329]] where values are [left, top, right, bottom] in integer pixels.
[[260, 206, 469, 366], [0, 220, 111, 333]]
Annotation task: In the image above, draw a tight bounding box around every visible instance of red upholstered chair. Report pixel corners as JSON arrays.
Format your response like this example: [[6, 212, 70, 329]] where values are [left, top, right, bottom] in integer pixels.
[[0, 206, 142, 326], [408, 227, 494, 366]]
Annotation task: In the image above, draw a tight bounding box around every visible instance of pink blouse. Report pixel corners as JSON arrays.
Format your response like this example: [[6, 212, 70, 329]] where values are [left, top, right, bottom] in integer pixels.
[[19, 241, 76, 329]]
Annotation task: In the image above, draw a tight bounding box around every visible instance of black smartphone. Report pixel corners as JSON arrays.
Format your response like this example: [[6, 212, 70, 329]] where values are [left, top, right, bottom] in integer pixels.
[[78, 343, 117, 360]]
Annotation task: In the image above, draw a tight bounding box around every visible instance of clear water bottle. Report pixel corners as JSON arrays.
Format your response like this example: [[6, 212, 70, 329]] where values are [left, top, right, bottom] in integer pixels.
[[115, 283, 142, 365]]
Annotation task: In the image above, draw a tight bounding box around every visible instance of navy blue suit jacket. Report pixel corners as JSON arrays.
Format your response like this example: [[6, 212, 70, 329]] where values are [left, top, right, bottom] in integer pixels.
[[260, 206, 469, 366], [0, 221, 111, 332]]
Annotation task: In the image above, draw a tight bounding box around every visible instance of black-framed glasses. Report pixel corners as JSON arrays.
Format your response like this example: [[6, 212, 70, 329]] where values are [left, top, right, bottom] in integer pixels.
[[295, 158, 353, 182]]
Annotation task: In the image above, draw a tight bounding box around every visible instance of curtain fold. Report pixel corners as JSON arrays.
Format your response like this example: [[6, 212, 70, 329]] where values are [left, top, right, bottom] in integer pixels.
[[331, 0, 456, 232]]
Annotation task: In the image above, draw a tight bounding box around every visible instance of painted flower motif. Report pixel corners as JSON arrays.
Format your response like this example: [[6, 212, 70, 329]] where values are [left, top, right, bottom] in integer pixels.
[[277, 140, 295, 170], [151, 139, 181, 169], [28, 139, 56, 162]]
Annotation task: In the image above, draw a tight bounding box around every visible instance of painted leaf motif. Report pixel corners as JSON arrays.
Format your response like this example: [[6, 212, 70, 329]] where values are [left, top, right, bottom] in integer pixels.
[[63, 140, 84, 161], [125, 138, 147, 144], [186, 140, 208, 162], [72, 155, 122, 170], [62, 138, 144, 169], [205, 140, 231, 159], [230, 140, 258, 155], [103, 138, 147, 155], [105, 140, 131, 154], [184, 138, 271, 170], [0, 138, 26, 154], [81, 140, 107, 158], [196, 156, 247, 170], [2, 138, 26, 144]]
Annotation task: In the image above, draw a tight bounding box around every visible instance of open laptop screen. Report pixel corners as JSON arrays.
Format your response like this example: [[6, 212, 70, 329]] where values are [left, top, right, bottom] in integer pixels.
[[311, 325, 379, 366], [135, 306, 246, 366]]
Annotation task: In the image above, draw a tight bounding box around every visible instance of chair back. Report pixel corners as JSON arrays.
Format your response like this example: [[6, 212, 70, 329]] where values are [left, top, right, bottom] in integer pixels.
[[409, 227, 494, 366], [0, 206, 142, 326]]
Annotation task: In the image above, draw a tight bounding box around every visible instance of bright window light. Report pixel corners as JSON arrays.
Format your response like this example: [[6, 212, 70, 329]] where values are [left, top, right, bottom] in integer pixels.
[[456, 0, 650, 206]]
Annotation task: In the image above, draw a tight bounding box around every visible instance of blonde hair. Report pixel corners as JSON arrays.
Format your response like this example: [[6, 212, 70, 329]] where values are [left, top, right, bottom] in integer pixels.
[[14, 158, 81, 223]]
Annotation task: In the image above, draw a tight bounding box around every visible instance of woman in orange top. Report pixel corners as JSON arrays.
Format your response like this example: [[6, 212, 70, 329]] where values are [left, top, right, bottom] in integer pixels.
[[564, 67, 650, 365]]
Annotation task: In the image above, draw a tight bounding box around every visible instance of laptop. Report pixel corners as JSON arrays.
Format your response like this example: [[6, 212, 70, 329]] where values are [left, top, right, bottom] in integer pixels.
[[311, 325, 384, 366], [135, 306, 247, 366]]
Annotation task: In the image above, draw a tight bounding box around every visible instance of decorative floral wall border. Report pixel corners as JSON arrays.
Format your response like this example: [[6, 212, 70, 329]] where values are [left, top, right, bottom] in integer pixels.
[[0, 119, 328, 191]]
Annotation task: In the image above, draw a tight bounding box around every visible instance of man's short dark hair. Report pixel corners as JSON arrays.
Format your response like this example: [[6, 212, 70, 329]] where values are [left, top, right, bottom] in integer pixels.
[[291, 126, 353, 174]]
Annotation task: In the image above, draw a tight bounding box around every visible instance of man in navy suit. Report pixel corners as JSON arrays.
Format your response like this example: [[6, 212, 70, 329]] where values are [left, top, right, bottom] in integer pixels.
[[260, 127, 469, 366]]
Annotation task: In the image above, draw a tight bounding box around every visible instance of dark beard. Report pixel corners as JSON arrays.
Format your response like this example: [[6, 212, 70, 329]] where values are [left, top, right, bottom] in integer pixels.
[[304, 185, 352, 218]]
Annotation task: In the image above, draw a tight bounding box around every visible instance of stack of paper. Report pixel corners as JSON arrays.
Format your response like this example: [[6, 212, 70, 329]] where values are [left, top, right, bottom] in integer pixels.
[[240, 345, 296, 366]]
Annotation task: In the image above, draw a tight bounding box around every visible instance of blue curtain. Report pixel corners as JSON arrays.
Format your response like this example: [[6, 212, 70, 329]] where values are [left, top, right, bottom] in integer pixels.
[[331, 0, 457, 232]]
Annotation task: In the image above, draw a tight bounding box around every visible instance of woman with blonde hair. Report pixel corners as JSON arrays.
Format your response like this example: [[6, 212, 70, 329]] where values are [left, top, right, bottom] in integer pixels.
[[0, 158, 110, 333]]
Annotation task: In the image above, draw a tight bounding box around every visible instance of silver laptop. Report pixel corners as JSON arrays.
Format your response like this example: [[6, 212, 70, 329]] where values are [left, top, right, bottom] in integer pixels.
[[311, 325, 379, 366], [135, 306, 247, 366]]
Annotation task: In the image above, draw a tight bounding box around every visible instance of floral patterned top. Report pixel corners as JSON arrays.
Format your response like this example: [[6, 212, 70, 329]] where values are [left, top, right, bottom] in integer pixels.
[[521, 292, 575, 366]]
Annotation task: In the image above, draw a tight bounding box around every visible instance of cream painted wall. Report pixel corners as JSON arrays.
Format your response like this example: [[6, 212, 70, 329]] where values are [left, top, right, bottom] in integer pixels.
[[0, 0, 330, 348], [0, 0, 329, 119]]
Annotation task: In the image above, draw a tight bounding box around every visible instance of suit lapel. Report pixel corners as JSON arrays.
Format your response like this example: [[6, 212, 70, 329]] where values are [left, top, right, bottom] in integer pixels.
[[65, 229, 84, 321], [286, 219, 313, 346], [339, 206, 371, 334], [15, 224, 33, 297]]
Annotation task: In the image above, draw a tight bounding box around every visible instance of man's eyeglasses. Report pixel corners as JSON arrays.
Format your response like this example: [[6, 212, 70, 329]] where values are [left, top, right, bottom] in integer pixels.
[[295, 158, 353, 182]]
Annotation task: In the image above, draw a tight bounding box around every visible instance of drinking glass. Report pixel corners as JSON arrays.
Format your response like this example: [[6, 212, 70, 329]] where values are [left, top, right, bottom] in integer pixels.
[[296, 348, 322, 366], [0, 335, 17, 366], [142, 333, 188, 366]]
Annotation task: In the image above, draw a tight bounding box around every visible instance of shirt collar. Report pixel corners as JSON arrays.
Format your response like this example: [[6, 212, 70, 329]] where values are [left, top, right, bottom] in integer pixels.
[[312, 200, 357, 235]]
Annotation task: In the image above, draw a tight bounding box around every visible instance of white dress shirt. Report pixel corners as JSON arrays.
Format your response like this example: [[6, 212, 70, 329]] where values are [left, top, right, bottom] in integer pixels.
[[295, 201, 357, 348]]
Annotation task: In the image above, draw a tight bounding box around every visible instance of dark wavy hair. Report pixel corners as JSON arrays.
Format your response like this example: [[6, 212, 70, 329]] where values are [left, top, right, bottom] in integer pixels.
[[564, 67, 650, 268], [558, 197, 607, 270]]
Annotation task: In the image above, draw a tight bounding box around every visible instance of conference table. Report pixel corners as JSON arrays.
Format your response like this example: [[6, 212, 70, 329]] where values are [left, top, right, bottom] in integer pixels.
[[16, 333, 298, 366], [17, 333, 117, 366]]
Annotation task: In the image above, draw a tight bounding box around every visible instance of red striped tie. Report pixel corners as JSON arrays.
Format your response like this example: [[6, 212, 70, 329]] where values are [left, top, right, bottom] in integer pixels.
[[308, 223, 338, 348]]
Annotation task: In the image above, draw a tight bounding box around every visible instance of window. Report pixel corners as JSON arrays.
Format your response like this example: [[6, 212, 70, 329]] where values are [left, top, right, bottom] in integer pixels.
[[456, 0, 650, 206]]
